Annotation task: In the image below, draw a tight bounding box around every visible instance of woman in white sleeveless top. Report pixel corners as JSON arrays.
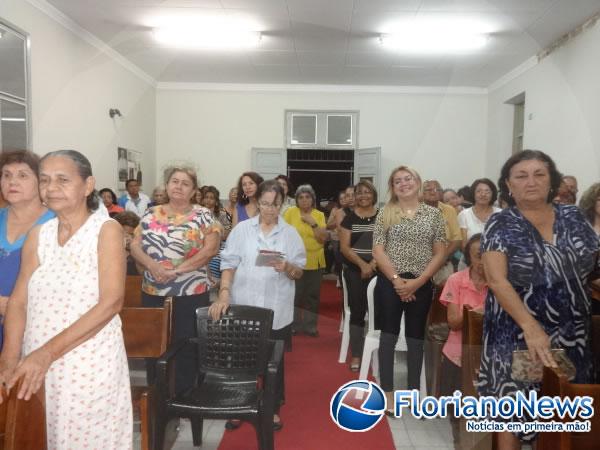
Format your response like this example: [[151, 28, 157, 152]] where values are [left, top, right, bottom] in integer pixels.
[[0, 150, 132, 449]]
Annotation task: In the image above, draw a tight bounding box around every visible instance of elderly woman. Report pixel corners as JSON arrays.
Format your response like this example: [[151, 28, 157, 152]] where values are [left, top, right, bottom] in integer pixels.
[[284, 184, 328, 337], [372, 166, 446, 409], [579, 182, 600, 235], [443, 188, 463, 213], [232, 171, 264, 227], [458, 178, 501, 248], [479, 150, 598, 449], [340, 180, 378, 371], [439, 233, 487, 450], [0, 150, 131, 448], [99, 187, 124, 217], [0, 150, 54, 349], [130, 165, 220, 392], [150, 185, 168, 206], [209, 180, 306, 430]]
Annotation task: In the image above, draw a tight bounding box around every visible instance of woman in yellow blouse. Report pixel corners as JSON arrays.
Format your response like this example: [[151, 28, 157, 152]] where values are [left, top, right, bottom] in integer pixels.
[[284, 184, 328, 337]]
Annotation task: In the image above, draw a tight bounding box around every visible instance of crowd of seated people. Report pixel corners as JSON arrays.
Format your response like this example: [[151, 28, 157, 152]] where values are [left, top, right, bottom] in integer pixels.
[[1, 145, 599, 449]]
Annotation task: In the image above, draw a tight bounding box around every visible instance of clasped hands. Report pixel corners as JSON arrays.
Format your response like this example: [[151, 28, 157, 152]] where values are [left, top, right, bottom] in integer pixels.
[[0, 347, 53, 403], [392, 277, 421, 302], [148, 260, 179, 284]]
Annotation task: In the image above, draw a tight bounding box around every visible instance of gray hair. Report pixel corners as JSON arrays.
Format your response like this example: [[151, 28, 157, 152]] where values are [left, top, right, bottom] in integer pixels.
[[40, 150, 99, 211], [295, 184, 316, 208], [163, 165, 198, 190]]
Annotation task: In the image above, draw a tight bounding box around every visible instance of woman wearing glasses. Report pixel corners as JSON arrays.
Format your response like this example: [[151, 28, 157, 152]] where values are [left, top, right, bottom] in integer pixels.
[[209, 179, 306, 430], [373, 166, 446, 410]]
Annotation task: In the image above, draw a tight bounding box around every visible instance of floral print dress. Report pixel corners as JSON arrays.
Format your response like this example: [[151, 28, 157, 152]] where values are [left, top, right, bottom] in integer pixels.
[[136, 204, 221, 296]]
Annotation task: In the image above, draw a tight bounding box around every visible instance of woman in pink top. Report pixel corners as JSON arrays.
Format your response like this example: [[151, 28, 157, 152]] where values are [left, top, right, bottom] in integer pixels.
[[439, 233, 486, 450]]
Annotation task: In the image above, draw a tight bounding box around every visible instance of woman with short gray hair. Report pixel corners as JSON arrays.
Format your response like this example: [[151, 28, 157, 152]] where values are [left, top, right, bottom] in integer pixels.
[[284, 184, 328, 336]]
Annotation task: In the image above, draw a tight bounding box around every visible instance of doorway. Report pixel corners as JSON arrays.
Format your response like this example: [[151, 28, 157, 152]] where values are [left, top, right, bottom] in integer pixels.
[[287, 149, 354, 208]]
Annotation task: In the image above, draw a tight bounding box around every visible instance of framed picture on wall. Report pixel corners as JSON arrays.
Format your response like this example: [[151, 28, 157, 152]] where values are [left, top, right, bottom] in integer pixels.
[[117, 147, 142, 191]]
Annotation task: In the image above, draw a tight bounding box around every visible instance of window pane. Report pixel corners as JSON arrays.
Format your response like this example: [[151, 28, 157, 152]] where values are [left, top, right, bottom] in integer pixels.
[[0, 28, 26, 100], [291, 115, 316, 144], [1, 100, 27, 150], [327, 115, 352, 145]]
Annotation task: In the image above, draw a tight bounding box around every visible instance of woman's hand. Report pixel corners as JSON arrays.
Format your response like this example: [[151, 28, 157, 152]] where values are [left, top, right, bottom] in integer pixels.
[[300, 213, 317, 227], [0, 358, 19, 403], [359, 262, 374, 280], [392, 278, 420, 302], [148, 261, 177, 284], [523, 321, 557, 368], [269, 259, 287, 273], [208, 290, 230, 321], [7, 347, 53, 401]]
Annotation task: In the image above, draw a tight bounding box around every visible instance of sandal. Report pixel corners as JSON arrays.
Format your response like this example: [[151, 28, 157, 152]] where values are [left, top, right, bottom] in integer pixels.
[[349, 358, 360, 372], [225, 419, 241, 430]]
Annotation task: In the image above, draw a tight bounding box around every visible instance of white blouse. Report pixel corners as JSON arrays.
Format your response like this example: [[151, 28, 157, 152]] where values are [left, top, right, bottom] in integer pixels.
[[458, 206, 502, 240]]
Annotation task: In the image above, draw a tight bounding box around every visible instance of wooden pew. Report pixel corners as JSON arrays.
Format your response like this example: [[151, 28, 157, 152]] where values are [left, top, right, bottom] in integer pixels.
[[537, 366, 600, 450], [121, 297, 172, 450], [461, 307, 484, 398], [0, 380, 46, 450], [124, 274, 143, 307], [424, 285, 448, 396], [459, 308, 492, 450]]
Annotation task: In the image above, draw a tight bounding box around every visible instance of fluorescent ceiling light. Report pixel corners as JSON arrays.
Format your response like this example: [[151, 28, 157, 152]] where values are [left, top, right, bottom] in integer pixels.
[[153, 27, 261, 49], [380, 18, 490, 53], [1, 117, 25, 122]]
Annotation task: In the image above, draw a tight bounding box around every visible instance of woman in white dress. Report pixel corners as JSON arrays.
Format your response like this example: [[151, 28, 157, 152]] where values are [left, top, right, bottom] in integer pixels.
[[0, 150, 132, 449], [457, 178, 501, 248]]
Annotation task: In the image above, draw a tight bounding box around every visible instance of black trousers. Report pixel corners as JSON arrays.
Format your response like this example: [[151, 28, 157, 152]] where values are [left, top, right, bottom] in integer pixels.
[[142, 291, 210, 393], [375, 274, 433, 392], [343, 266, 374, 358]]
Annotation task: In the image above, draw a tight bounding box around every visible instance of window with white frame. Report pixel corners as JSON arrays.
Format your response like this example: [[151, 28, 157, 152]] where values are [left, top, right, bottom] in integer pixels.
[[286, 111, 357, 149]]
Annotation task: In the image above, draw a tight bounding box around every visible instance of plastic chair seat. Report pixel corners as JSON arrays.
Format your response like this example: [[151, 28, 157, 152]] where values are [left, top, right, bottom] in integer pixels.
[[170, 381, 260, 414]]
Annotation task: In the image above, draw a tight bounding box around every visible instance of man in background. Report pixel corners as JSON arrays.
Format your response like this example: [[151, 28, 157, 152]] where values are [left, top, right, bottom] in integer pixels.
[[119, 178, 151, 217]]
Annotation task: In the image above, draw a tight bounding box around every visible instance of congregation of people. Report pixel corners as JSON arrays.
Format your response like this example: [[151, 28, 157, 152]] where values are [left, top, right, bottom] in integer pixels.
[[0, 146, 599, 450]]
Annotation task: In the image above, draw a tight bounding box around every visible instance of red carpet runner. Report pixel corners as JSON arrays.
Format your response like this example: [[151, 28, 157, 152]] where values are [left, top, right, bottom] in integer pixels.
[[217, 279, 395, 450]]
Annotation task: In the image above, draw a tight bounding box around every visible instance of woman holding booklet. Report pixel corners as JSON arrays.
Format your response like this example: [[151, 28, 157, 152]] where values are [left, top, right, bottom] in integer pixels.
[[209, 179, 306, 431]]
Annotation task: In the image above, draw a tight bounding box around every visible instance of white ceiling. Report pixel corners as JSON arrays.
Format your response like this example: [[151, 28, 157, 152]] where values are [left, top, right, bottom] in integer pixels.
[[46, 0, 600, 87]]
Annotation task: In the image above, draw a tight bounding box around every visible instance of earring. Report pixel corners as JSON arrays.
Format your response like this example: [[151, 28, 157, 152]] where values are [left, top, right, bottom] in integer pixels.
[[508, 191, 512, 197]]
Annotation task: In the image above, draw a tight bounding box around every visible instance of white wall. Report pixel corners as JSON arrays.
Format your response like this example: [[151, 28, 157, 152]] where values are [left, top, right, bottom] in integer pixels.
[[0, 0, 156, 193], [487, 21, 600, 194], [156, 88, 488, 198]]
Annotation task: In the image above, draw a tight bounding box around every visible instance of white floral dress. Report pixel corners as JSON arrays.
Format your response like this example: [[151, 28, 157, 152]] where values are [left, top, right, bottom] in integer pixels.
[[23, 210, 132, 449]]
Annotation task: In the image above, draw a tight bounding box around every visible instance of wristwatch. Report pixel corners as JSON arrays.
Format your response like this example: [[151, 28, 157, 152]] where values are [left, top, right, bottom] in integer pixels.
[[311, 223, 318, 228], [392, 274, 399, 281]]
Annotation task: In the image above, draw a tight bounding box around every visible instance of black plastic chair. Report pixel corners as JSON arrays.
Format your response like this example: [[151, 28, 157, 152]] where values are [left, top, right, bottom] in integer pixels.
[[153, 305, 283, 450]]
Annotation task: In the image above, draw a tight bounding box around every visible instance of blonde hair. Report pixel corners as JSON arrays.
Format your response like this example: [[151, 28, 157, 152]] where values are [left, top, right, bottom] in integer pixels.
[[381, 165, 422, 231]]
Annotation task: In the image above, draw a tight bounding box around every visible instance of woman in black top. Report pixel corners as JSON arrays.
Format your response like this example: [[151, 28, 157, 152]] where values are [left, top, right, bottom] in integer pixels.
[[340, 180, 378, 372]]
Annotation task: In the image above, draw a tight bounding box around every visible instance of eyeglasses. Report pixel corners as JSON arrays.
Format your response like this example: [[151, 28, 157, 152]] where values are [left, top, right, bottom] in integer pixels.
[[393, 175, 414, 185], [258, 201, 281, 210]]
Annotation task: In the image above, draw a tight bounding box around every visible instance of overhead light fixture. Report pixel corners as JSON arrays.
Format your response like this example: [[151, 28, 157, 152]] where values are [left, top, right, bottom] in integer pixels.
[[153, 27, 261, 50], [380, 18, 490, 53], [1, 117, 26, 122]]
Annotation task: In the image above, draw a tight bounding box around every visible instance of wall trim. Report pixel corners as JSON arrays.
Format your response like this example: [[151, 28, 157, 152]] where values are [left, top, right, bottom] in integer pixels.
[[156, 82, 488, 95], [488, 56, 538, 92], [26, 0, 156, 87]]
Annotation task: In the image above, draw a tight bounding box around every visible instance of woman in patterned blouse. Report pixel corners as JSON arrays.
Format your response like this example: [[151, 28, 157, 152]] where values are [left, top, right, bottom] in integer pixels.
[[372, 166, 446, 410], [130, 165, 220, 392], [479, 150, 598, 448]]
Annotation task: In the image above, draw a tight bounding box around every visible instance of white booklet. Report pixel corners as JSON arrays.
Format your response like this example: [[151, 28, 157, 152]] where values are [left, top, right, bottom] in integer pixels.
[[255, 249, 285, 266]]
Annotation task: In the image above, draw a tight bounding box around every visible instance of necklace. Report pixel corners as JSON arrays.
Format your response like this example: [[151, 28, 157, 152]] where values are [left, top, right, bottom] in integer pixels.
[[355, 209, 376, 222]]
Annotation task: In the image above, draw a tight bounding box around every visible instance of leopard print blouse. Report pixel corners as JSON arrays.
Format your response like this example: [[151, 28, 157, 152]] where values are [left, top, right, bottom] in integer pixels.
[[373, 202, 446, 276]]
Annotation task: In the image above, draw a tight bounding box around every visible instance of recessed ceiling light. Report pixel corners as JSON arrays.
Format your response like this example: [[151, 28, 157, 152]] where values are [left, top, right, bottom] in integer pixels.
[[380, 18, 490, 53], [153, 27, 261, 50]]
